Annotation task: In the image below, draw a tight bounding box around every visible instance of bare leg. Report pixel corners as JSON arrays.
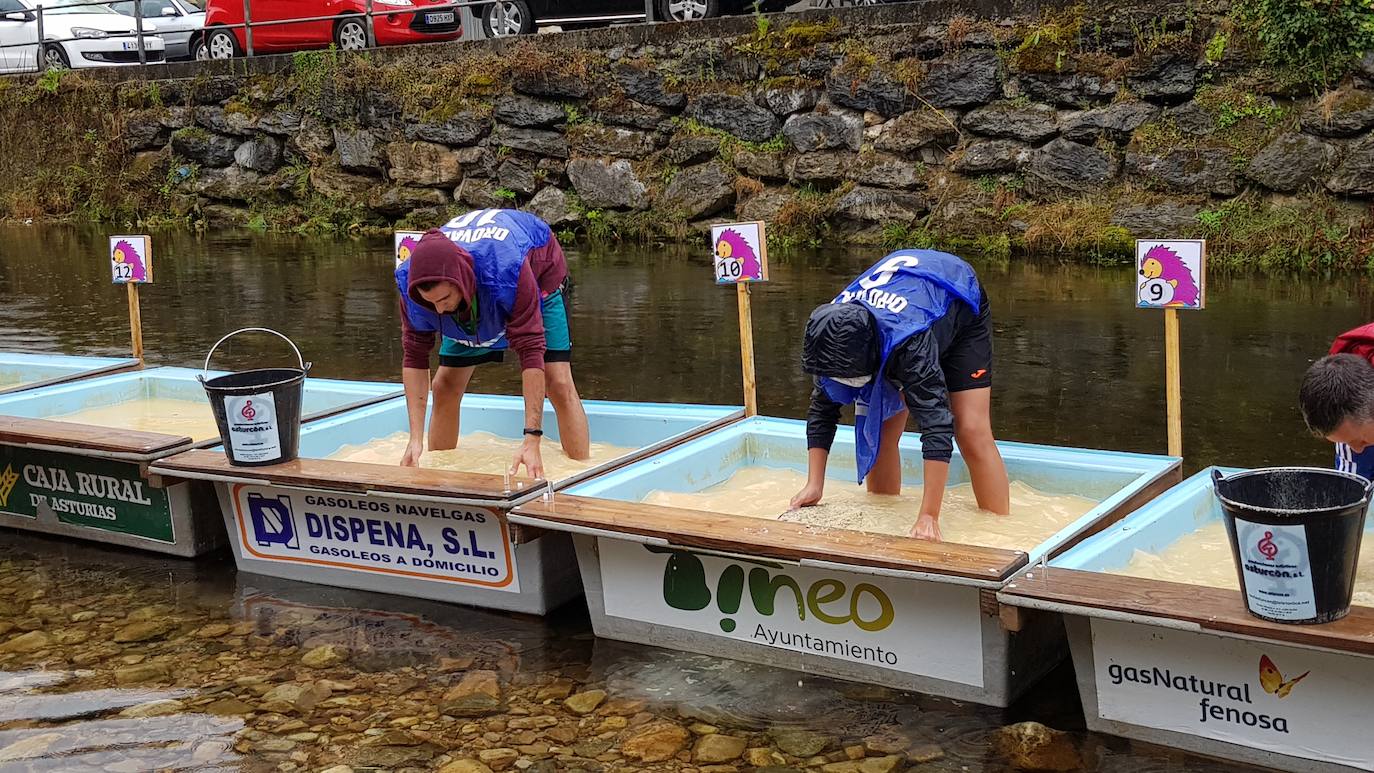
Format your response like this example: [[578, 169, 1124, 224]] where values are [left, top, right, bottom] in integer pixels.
[[545, 361, 590, 460], [865, 407, 909, 496], [950, 387, 1010, 515], [429, 365, 474, 452]]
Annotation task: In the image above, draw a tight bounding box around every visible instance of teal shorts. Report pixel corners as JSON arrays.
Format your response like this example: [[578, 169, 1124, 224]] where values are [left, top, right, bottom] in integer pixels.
[[439, 289, 571, 367]]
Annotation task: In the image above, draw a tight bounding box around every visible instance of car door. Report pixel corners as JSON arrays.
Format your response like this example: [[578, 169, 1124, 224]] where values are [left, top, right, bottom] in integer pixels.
[[0, 0, 37, 73]]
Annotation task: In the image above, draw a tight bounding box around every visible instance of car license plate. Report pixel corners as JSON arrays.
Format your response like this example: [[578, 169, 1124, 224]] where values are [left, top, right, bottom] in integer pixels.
[[121, 42, 138, 50], [425, 11, 454, 24]]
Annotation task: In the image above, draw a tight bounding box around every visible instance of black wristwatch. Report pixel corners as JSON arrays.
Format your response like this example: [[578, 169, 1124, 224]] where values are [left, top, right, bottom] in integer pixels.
[[523, 428, 544, 437]]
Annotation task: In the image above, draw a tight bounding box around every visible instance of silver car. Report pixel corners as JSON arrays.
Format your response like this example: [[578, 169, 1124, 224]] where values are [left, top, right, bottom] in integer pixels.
[[108, 0, 202, 60]]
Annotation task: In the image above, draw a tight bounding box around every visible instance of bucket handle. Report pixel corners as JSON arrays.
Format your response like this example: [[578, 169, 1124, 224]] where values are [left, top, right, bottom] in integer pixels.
[[200, 328, 309, 382]]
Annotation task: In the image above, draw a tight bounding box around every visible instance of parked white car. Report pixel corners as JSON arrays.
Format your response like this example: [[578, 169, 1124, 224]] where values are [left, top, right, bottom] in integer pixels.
[[0, 0, 164, 72], [109, 0, 202, 60]]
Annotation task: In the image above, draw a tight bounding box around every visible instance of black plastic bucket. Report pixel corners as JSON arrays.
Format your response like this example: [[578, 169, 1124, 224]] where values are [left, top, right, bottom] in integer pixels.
[[199, 328, 311, 467], [1213, 467, 1371, 624]]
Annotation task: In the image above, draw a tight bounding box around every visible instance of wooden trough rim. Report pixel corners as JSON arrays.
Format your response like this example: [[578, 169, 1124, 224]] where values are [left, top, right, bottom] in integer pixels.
[[150, 448, 547, 503], [0, 415, 194, 460], [512, 495, 1029, 583], [0, 356, 143, 396], [998, 567, 1374, 657]]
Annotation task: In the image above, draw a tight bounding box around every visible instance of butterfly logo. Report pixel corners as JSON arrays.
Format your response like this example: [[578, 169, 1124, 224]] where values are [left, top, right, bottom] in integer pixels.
[[1259, 654, 1309, 699]]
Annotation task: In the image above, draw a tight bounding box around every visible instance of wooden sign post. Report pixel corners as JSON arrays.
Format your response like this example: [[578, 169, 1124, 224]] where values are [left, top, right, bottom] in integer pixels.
[[1135, 239, 1206, 458], [110, 236, 153, 363], [711, 222, 769, 417]]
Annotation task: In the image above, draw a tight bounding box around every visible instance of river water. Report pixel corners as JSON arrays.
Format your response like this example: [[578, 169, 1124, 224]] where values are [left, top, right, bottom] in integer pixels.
[[1, 224, 1369, 771]]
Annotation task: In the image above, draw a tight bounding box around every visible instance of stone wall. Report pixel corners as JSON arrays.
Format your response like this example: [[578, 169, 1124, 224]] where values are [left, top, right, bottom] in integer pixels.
[[4, 0, 1374, 266]]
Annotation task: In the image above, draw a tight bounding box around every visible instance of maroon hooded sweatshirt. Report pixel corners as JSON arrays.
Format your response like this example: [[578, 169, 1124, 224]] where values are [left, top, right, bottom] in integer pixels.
[[400, 229, 567, 371]]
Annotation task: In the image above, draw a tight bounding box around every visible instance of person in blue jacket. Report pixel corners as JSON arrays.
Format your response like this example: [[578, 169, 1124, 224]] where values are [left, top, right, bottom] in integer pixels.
[[789, 250, 1011, 542]]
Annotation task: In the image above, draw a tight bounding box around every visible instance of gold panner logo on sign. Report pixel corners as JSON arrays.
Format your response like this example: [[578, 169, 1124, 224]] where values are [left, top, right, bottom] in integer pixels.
[[0, 465, 18, 508]]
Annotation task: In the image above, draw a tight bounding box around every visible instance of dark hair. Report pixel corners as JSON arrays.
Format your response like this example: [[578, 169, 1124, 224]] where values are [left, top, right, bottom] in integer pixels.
[[416, 280, 440, 292], [1299, 353, 1374, 435]]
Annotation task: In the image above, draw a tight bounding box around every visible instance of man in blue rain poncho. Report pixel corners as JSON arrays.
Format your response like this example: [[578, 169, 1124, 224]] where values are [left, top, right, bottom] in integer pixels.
[[789, 250, 1011, 542]]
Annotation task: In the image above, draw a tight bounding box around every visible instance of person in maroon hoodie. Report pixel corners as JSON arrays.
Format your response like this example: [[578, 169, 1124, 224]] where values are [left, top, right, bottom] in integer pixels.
[[396, 209, 590, 478], [1299, 322, 1374, 480]]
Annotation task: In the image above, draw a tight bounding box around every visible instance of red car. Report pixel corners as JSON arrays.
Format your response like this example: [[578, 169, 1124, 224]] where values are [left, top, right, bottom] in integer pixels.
[[202, 0, 462, 58]]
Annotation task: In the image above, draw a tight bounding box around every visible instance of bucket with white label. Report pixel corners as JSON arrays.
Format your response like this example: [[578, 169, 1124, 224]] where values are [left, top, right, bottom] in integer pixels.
[[1212, 467, 1371, 624], [199, 328, 309, 468]]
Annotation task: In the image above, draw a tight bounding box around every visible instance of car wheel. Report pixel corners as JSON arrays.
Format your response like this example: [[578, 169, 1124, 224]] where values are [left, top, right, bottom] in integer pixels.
[[42, 43, 69, 71], [191, 35, 208, 61], [659, 0, 719, 23], [334, 16, 368, 50], [481, 0, 533, 37], [206, 28, 239, 59]]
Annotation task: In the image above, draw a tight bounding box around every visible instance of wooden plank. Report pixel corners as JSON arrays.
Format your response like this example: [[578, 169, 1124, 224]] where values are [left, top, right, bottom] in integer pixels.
[[514, 495, 1028, 581], [151, 448, 544, 501], [0, 415, 191, 456], [1001, 568, 1374, 656], [1048, 463, 1183, 561]]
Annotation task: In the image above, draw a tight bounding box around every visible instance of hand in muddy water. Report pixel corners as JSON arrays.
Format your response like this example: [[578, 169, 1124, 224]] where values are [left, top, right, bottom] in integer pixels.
[[510, 438, 545, 480], [910, 513, 942, 542], [788, 482, 823, 511], [399, 438, 424, 467]]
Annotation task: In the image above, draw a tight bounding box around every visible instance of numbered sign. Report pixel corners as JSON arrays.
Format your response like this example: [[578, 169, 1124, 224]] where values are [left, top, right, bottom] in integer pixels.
[[711, 221, 769, 284], [1136, 240, 1205, 310], [110, 235, 152, 284], [394, 231, 424, 268]]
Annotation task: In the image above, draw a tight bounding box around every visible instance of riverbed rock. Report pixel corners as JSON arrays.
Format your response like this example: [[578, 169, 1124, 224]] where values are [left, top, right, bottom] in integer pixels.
[[962, 102, 1059, 143], [494, 95, 565, 128], [694, 734, 747, 763], [441, 670, 504, 717], [406, 112, 491, 146], [770, 728, 833, 757], [388, 141, 464, 187], [301, 644, 349, 669], [205, 698, 255, 716], [658, 161, 735, 219], [1245, 133, 1339, 192], [784, 113, 861, 153], [171, 128, 239, 168], [1026, 138, 1117, 196], [827, 66, 909, 117], [1301, 90, 1374, 137], [907, 744, 945, 763], [1327, 135, 1374, 195], [0, 630, 52, 653], [952, 140, 1032, 174], [114, 662, 170, 685], [874, 109, 959, 156], [567, 158, 647, 209], [569, 126, 657, 159], [119, 699, 186, 718], [335, 128, 384, 173], [1060, 101, 1160, 143], [992, 722, 1082, 772], [686, 95, 781, 144], [114, 620, 174, 643], [478, 747, 519, 770], [234, 137, 283, 173], [563, 690, 606, 715], [440, 760, 495, 773], [620, 721, 690, 762], [0, 733, 63, 763], [260, 681, 332, 714], [1126, 148, 1236, 195], [918, 49, 1001, 108]]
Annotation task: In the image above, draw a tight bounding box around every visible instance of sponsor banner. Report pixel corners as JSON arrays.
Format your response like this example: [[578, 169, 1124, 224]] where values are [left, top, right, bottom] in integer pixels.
[[230, 483, 518, 592], [0, 445, 173, 543], [225, 392, 281, 464], [1093, 619, 1374, 771], [597, 538, 984, 686]]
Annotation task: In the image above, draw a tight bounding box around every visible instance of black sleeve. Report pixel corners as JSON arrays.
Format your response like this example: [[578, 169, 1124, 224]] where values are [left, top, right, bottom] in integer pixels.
[[806, 379, 843, 451], [887, 330, 955, 463]]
